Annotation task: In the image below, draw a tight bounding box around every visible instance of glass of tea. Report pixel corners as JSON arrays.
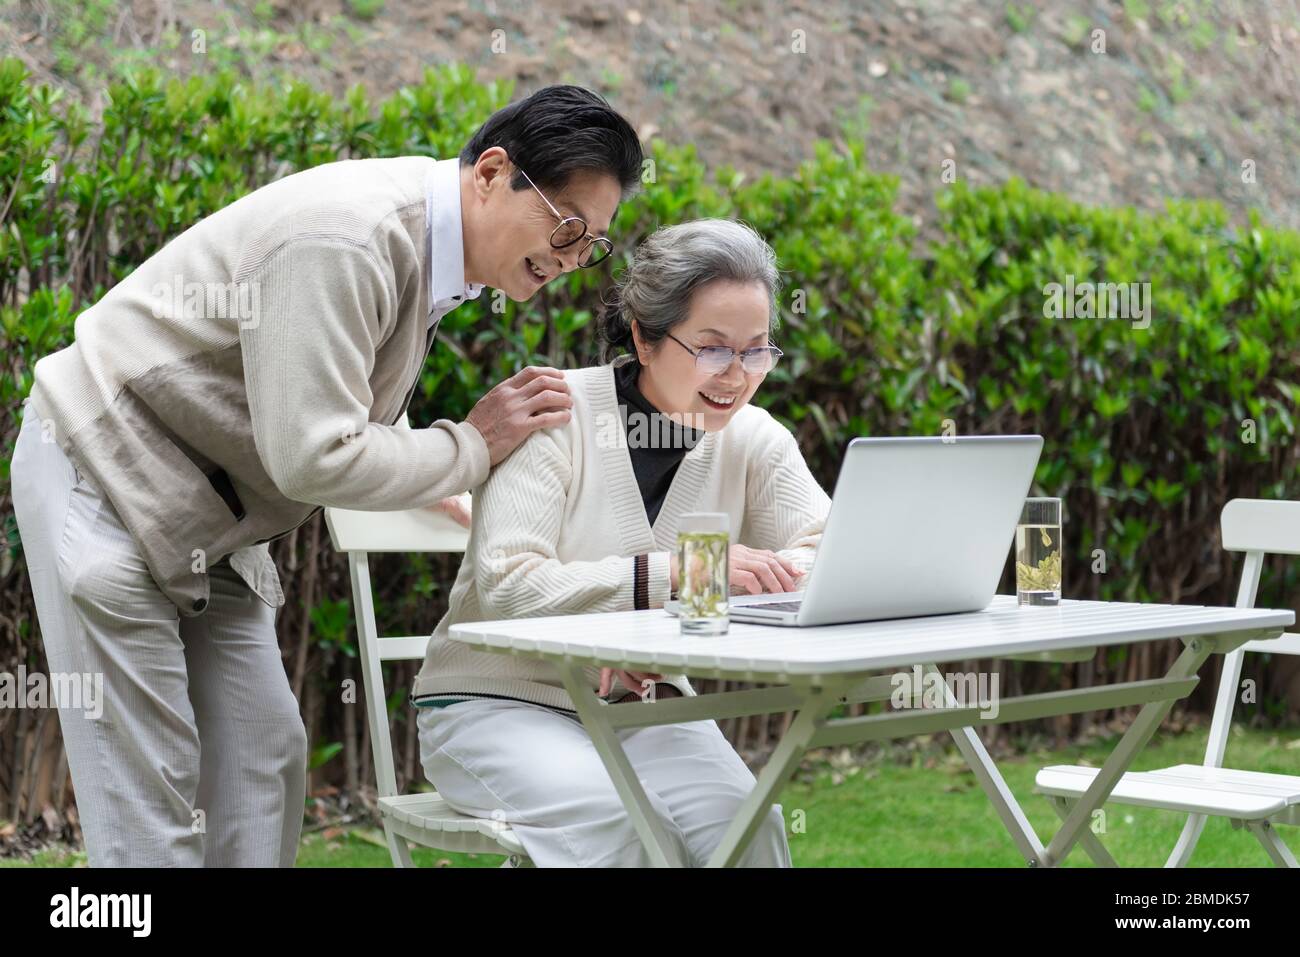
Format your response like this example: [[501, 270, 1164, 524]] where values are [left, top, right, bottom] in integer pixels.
[[676, 512, 730, 635], [1016, 497, 1062, 606]]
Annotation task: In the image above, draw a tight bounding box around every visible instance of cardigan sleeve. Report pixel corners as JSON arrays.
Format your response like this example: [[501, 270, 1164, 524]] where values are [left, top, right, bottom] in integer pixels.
[[741, 417, 832, 588], [473, 427, 672, 619]]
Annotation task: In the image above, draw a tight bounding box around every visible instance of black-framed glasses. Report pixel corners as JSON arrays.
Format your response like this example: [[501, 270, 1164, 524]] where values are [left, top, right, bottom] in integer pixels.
[[666, 332, 783, 375], [514, 164, 614, 267]]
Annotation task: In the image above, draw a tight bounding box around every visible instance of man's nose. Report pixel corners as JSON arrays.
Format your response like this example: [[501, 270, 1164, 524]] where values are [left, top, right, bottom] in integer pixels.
[[554, 246, 582, 273]]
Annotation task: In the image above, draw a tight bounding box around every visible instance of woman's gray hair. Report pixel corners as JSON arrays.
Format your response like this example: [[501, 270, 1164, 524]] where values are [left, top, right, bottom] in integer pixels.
[[598, 219, 780, 362]]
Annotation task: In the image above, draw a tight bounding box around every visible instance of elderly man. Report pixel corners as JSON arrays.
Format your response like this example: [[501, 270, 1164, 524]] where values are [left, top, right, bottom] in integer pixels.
[[9, 85, 643, 867]]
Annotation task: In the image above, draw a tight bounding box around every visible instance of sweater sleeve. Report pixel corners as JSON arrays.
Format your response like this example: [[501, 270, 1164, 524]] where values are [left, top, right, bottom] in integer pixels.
[[239, 238, 490, 509], [398, 410, 473, 520], [743, 418, 832, 587], [474, 427, 672, 619]]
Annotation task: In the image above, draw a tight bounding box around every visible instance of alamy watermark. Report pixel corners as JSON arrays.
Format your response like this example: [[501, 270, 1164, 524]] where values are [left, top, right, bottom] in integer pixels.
[[0, 667, 103, 719], [150, 275, 261, 329], [890, 665, 1000, 720], [595, 407, 708, 451], [1043, 274, 1151, 329], [49, 886, 150, 936]]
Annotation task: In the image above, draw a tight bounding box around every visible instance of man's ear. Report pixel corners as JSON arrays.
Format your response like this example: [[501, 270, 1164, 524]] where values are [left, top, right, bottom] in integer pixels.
[[472, 146, 510, 201]]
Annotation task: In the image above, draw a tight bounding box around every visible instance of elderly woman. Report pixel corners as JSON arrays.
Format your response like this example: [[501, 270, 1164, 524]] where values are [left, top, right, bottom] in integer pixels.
[[410, 219, 832, 867]]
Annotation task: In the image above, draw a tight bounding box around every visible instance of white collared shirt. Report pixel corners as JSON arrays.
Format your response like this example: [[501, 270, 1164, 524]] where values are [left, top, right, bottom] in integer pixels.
[[425, 158, 484, 333]]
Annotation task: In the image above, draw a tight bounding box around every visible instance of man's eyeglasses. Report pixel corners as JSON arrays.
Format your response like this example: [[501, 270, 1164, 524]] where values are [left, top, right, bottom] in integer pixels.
[[514, 164, 614, 267], [666, 332, 783, 375]]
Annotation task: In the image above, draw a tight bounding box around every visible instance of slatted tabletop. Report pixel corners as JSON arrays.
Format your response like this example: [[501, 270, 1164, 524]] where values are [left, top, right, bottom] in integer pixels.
[[448, 595, 1294, 681]]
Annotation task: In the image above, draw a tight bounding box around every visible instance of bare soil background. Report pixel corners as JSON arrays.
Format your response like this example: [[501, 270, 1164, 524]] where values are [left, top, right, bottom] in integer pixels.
[[3, 0, 1298, 231]]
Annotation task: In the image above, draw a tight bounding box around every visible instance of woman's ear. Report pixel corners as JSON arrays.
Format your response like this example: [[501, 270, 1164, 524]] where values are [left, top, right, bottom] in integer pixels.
[[630, 319, 647, 363]]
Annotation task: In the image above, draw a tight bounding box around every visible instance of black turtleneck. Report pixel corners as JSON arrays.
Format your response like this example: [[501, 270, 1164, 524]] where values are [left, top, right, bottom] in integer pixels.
[[614, 360, 705, 527]]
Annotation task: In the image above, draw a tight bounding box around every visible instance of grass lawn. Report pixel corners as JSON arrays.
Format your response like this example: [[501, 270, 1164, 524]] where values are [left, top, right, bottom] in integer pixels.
[[3, 725, 1296, 868]]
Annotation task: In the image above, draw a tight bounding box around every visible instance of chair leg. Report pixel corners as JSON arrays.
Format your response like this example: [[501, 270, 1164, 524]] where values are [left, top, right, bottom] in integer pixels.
[[1245, 820, 1299, 868], [384, 823, 415, 867], [1049, 797, 1119, 867], [1164, 812, 1208, 867]]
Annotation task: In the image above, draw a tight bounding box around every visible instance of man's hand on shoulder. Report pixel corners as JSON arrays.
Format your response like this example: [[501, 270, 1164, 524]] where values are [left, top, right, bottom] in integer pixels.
[[464, 365, 573, 466]]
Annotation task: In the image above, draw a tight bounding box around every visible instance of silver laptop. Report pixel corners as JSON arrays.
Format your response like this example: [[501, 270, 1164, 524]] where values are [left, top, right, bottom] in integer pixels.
[[665, 435, 1043, 627]]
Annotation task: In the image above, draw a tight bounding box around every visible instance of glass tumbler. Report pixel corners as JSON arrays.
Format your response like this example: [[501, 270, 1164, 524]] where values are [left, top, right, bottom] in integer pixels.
[[1016, 497, 1062, 606], [677, 512, 730, 635]]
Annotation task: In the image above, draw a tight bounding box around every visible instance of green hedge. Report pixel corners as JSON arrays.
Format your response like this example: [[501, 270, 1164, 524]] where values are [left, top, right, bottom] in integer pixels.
[[3, 57, 1300, 739]]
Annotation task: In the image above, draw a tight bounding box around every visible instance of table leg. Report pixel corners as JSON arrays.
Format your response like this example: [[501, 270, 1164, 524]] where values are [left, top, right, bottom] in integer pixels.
[[557, 663, 689, 867], [1041, 637, 1214, 867], [919, 662, 1048, 865], [560, 665, 852, 867], [950, 724, 1050, 865], [1047, 796, 1119, 867], [704, 679, 854, 868]]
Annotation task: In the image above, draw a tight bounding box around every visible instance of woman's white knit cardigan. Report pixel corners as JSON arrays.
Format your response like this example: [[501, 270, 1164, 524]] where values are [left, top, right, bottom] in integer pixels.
[[411, 355, 833, 714]]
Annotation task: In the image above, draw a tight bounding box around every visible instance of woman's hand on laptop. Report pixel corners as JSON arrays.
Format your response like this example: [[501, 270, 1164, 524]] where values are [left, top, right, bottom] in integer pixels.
[[669, 545, 799, 596], [729, 545, 800, 595]]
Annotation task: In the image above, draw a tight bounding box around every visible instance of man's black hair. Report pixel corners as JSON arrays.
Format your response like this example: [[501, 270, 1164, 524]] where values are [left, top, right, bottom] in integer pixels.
[[459, 85, 643, 198]]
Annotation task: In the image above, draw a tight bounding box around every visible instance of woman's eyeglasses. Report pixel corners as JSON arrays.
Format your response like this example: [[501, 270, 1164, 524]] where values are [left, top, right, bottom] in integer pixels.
[[514, 164, 614, 267], [666, 332, 783, 375]]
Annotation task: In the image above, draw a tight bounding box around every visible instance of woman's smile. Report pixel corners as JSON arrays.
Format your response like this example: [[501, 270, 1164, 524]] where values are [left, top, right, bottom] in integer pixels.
[[699, 390, 739, 409]]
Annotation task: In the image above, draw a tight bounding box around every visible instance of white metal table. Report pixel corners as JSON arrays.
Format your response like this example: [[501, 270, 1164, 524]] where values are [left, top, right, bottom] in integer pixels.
[[449, 595, 1293, 867]]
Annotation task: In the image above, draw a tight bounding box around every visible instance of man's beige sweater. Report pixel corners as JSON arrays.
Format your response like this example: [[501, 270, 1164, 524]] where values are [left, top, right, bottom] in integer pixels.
[[26, 156, 489, 615], [411, 354, 833, 714]]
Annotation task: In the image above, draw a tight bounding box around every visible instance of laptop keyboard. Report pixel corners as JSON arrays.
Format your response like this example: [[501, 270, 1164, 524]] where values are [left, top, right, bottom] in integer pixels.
[[745, 600, 803, 613]]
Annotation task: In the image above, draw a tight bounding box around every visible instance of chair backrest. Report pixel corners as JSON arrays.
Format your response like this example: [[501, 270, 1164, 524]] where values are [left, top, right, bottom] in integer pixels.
[[326, 504, 471, 553], [1220, 499, 1300, 657], [324, 504, 470, 798], [1202, 499, 1300, 770]]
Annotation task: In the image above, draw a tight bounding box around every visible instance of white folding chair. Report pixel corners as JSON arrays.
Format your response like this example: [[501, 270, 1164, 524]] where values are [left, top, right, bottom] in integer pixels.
[[324, 500, 533, 868], [1035, 498, 1300, 867]]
